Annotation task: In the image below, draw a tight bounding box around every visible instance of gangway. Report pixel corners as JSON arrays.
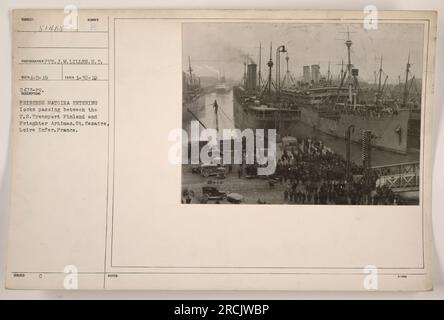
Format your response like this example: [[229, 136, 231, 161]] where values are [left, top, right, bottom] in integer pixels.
[[372, 161, 419, 203]]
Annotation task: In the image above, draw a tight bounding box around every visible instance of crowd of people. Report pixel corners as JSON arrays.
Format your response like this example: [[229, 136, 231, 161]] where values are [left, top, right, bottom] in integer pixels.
[[268, 136, 397, 205], [325, 103, 399, 119], [182, 135, 401, 205]]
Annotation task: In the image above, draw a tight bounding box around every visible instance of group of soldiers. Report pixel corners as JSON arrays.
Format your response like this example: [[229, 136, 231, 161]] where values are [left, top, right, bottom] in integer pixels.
[[273, 136, 396, 205], [182, 135, 401, 205]]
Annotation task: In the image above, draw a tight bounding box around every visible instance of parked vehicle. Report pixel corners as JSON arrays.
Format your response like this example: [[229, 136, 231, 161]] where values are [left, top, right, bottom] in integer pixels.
[[227, 193, 244, 204], [202, 186, 227, 201], [200, 164, 227, 178]]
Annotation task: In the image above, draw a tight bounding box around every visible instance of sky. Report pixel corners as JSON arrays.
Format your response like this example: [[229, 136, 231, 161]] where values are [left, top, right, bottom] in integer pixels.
[[182, 22, 424, 84]]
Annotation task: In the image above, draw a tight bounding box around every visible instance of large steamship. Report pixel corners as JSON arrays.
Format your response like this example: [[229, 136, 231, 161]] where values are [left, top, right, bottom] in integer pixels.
[[182, 57, 205, 122], [233, 36, 421, 154], [233, 45, 301, 136]]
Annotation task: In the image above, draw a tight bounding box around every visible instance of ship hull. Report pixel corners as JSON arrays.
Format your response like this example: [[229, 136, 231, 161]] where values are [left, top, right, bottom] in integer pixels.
[[233, 86, 301, 134], [233, 87, 272, 131], [215, 86, 229, 95], [299, 105, 414, 154], [234, 86, 419, 154]]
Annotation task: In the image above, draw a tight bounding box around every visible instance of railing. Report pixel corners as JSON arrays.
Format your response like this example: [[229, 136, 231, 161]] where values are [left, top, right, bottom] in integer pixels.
[[372, 161, 420, 189], [249, 108, 301, 121]]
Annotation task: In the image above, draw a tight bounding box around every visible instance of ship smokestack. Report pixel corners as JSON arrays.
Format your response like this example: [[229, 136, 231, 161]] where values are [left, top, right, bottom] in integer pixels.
[[246, 63, 257, 91], [303, 65, 311, 84], [311, 64, 320, 84]]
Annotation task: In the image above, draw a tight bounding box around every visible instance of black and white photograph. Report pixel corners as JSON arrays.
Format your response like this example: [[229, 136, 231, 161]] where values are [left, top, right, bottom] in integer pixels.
[[181, 22, 424, 205], [2, 7, 439, 295]]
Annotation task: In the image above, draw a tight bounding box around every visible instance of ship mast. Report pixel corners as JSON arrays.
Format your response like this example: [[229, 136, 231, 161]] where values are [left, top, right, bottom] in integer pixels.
[[339, 60, 344, 83], [267, 42, 273, 96], [285, 53, 289, 81], [258, 42, 262, 89], [333, 59, 346, 105], [402, 53, 411, 109], [213, 100, 219, 132], [327, 61, 331, 84], [281, 52, 294, 89], [345, 29, 354, 104], [243, 57, 247, 88], [334, 27, 359, 107], [375, 56, 389, 105], [381, 76, 388, 96], [377, 56, 383, 93], [188, 56, 193, 87]]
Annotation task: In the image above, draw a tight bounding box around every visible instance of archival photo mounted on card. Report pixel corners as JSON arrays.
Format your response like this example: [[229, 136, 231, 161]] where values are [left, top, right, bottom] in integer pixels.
[[6, 9, 436, 290]]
